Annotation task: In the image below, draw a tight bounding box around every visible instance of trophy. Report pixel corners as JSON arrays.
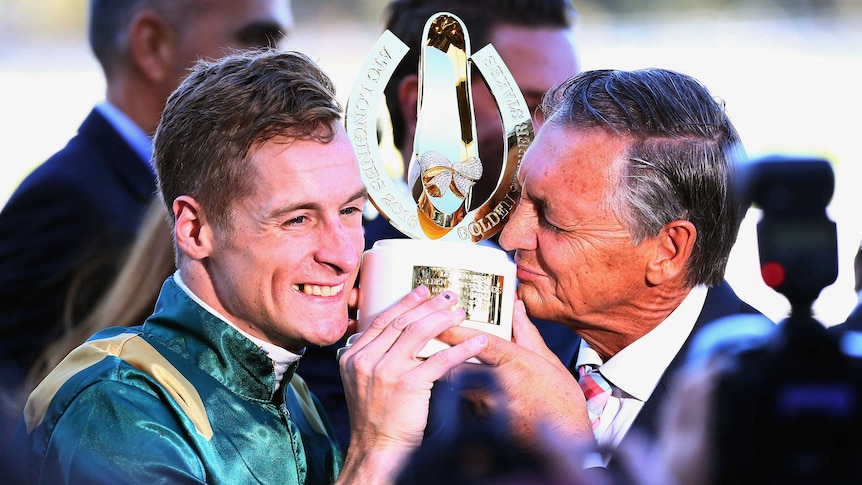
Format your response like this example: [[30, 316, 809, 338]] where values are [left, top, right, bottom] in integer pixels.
[[345, 12, 534, 359]]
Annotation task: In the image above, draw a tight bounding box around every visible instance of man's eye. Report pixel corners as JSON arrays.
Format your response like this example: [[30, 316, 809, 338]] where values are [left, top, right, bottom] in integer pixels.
[[538, 206, 562, 232], [285, 215, 307, 225], [542, 218, 563, 232], [341, 207, 362, 216]]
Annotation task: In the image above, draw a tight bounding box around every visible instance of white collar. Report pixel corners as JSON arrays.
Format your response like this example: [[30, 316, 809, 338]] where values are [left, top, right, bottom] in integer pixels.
[[577, 285, 709, 401], [172, 271, 302, 385], [94, 100, 154, 167]]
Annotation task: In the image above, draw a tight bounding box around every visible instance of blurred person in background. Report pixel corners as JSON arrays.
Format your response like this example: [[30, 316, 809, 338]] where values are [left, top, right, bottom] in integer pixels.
[[4, 197, 173, 483], [25, 197, 174, 391], [301, 0, 583, 450], [829, 244, 862, 333], [0, 0, 293, 417], [366, 0, 581, 246]]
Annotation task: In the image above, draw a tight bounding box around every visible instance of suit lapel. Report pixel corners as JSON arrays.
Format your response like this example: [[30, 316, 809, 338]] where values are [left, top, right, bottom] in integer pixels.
[[78, 109, 156, 204], [611, 282, 759, 461]]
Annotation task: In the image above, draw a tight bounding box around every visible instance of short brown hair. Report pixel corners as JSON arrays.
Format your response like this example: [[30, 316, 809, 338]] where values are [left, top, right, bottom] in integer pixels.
[[153, 48, 342, 230]]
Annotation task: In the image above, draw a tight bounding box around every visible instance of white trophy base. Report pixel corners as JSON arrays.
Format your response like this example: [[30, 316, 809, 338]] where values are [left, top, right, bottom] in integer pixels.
[[357, 238, 516, 361]]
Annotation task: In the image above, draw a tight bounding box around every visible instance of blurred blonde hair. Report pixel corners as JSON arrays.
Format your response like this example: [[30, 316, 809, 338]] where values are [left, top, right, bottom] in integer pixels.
[[27, 198, 175, 389]]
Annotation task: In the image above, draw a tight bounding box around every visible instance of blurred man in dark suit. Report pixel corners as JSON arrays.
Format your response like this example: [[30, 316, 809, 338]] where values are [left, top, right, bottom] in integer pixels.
[[0, 0, 292, 430]]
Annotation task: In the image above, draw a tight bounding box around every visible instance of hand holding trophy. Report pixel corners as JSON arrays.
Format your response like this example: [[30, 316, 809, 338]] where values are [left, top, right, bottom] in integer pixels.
[[345, 12, 534, 359]]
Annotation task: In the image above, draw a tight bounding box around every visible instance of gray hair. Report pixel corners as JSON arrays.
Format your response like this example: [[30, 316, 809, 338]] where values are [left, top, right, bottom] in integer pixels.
[[541, 68, 745, 287]]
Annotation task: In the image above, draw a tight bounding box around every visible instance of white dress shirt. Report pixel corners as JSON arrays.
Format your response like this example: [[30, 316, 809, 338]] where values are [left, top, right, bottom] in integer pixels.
[[576, 285, 709, 462], [94, 100, 154, 169]]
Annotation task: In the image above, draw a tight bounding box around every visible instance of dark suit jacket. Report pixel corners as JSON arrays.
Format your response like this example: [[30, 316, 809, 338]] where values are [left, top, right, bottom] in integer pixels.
[[588, 281, 759, 478], [0, 108, 156, 391], [425, 282, 758, 447], [609, 281, 760, 441], [419, 282, 757, 469]]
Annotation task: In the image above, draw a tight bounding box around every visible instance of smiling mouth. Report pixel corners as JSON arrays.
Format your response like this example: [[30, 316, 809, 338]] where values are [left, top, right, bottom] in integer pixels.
[[292, 283, 345, 297]]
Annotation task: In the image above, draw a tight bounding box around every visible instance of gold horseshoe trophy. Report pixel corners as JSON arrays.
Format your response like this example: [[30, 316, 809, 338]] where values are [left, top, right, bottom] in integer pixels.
[[345, 12, 534, 359]]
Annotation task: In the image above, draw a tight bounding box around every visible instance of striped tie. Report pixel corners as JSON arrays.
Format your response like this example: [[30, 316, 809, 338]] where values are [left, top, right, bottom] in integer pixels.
[[578, 365, 612, 432]]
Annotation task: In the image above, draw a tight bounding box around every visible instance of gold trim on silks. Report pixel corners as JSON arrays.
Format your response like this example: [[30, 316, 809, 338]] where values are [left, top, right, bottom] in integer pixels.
[[24, 333, 213, 440], [345, 11, 534, 243]]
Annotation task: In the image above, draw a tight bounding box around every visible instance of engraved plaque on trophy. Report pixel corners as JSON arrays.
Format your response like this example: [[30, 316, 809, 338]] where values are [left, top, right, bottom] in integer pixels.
[[345, 12, 534, 359]]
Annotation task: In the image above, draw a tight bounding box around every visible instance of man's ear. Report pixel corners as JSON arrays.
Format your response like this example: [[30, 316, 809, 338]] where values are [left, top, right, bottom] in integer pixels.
[[173, 196, 214, 261], [645, 219, 697, 286], [128, 9, 176, 84], [397, 74, 419, 144]]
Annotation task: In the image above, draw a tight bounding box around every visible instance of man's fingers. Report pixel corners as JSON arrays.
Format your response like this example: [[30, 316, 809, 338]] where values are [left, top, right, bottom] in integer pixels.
[[348, 286, 360, 310], [439, 300, 563, 367], [343, 286, 431, 354], [511, 300, 563, 364], [391, 305, 468, 362], [342, 289, 463, 362], [411, 334, 489, 383], [438, 325, 518, 366]]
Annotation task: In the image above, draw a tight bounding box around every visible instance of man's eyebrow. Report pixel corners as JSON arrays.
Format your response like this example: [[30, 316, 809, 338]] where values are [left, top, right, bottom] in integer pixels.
[[266, 187, 368, 220], [346, 187, 369, 204]]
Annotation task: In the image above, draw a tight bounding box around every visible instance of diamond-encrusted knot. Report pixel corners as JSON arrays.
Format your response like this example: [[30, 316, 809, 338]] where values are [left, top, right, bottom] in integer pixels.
[[419, 150, 483, 199]]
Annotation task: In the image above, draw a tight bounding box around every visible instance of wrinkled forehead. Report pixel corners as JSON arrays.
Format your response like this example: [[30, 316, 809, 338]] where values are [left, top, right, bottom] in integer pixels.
[[519, 123, 628, 180]]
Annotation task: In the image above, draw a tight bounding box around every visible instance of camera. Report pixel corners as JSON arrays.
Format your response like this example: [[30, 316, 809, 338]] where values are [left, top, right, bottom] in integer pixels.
[[707, 155, 862, 484]]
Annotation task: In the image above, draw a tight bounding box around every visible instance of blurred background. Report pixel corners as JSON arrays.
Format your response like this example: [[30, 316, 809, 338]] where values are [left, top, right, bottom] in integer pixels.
[[1, 0, 861, 325]]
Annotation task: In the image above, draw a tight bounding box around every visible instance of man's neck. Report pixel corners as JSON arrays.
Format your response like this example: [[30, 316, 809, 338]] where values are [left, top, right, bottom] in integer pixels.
[[106, 78, 161, 136], [578, 286, 693, 362]]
